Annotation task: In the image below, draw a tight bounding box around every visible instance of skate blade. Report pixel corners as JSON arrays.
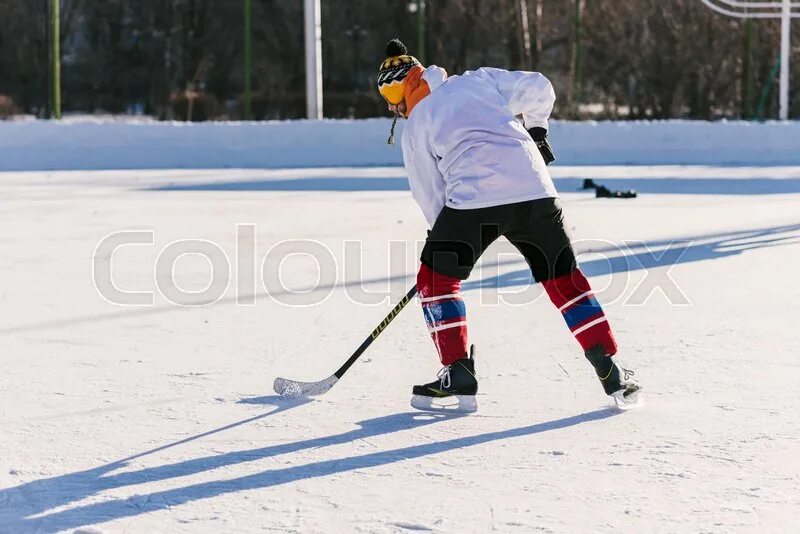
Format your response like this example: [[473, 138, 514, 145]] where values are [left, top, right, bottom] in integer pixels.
[[410, 394, 477, 413], [612, 389, 643, 411]]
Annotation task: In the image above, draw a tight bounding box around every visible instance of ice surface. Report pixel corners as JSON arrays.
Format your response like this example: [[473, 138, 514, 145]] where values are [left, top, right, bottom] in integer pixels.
[[1, 164, 799, 532]]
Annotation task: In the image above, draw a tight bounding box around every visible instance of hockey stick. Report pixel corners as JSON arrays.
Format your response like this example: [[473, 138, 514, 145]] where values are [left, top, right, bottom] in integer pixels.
[[273, 285, 418, 397]]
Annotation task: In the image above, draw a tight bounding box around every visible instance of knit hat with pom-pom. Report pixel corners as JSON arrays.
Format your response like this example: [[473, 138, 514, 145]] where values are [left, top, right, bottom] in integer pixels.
[[377, 38, 422, 105]]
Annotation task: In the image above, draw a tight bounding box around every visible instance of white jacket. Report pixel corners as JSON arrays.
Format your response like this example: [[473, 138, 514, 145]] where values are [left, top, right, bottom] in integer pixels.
[[401, 65, 558, 227]]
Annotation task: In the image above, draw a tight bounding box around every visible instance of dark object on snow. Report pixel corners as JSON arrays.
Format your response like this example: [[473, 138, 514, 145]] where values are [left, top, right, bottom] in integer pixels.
[[581, 178, 637, 199], [595, 185, 637, 199]]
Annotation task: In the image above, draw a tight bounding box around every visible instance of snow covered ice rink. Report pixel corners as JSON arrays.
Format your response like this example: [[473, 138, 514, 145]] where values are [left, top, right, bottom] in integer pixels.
[[1, 164, 799, 533]]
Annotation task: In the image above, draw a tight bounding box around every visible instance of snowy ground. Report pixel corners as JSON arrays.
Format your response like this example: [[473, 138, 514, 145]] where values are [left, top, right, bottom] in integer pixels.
[[1, 165, 799, 533]]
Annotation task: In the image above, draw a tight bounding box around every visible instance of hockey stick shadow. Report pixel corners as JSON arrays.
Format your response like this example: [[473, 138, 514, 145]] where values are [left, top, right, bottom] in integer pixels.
[[114, 395, 311, 464], [0, 408, 457, 532], [6, 408, 616, 532], [237, 394, 313, 406]]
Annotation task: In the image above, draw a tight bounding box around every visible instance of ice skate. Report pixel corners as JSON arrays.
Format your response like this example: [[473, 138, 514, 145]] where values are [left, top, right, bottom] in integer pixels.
[[584, 345, 642, 410], [411, 346, 478, 413]]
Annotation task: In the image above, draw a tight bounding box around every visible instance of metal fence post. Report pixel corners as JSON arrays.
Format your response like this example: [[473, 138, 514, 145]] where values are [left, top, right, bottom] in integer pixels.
[[304, 0, 323, 120], [699, 0, 798, 120]]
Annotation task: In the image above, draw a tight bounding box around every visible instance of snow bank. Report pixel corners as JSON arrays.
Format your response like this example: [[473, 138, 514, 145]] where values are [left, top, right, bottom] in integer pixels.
[[2, 118, 799, 171]]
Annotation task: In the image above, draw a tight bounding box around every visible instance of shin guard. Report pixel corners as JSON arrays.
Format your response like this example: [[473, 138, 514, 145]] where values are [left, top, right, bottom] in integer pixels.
[[542, 269, 618, 356], [417, 263, 468, 365]]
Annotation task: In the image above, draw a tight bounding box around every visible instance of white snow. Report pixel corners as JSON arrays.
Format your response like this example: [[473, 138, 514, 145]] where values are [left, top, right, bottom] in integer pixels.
[[1, 162, 799, 532], [2, 118, 800, 171]]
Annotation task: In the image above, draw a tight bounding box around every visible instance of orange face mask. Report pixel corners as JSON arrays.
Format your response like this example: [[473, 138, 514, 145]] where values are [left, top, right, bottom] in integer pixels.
[[402, 66, 430, 117], [385, 66, 431, 146]]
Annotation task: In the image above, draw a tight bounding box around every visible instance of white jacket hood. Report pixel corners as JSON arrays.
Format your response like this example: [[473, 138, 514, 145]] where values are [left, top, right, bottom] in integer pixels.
[[421, 65, 448, 93]]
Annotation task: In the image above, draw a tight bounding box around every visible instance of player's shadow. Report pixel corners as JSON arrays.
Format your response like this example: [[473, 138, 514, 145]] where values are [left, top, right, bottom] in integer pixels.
[[0, 406, 618, 533], [2, 222, 797, 337], [465, 222, 800, 291]]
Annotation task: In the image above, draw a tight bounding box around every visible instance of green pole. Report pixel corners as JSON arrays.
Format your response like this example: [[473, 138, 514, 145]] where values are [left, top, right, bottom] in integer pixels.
[[51, 0, 61, 119], [244, 0, 252, 120], [417, 0, 426, 64], [742, 18, 753, 119], [571, 0, 582, 117], [757, 53, 782, 121]]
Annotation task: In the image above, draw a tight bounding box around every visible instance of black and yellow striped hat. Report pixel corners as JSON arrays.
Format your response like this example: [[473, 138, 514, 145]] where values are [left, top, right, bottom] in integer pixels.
[[377, 39, 421, 105]]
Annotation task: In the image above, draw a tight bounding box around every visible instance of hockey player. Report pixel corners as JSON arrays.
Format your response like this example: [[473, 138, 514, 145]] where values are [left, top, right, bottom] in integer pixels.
[[376, 39, 640, 412]]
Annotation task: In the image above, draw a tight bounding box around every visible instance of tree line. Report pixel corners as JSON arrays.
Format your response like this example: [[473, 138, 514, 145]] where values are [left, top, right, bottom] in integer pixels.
[[0, 0, 795, 120]]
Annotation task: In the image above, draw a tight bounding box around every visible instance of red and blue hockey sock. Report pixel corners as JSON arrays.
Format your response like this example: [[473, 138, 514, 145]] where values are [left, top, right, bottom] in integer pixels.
[[417, 263, 468, 366], [542, 269, 618, 356]]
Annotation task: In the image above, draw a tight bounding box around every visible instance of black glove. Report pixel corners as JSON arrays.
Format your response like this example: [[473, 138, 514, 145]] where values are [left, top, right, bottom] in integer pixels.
[[527, 127, 556, 166]]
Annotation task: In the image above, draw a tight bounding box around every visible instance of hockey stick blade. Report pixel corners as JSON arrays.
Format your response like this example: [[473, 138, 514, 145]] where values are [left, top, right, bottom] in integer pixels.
[[273, 375, 338, 398], [272, 285, 418, 399]]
